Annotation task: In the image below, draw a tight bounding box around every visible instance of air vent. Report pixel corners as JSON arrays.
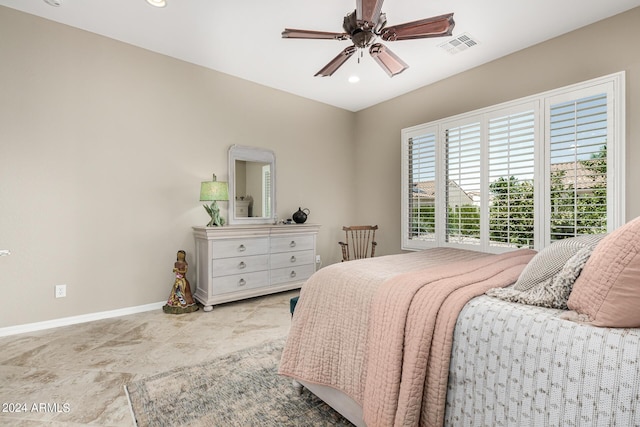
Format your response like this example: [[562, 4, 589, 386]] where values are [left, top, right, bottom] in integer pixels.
[[438, 33, 479, 55]]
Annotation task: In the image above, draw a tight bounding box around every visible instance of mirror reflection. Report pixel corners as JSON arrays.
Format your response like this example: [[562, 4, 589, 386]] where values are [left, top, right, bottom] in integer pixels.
[[233, 160, 271, 218], [228, 145, 276, 225]]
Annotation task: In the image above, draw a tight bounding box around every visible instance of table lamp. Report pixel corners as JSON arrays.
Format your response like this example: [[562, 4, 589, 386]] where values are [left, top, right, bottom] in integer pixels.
[[200, 174, 228, 226]]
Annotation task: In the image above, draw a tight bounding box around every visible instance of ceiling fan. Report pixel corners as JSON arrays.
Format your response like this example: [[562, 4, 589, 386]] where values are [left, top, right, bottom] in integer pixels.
[[282, 0, 455, 77]]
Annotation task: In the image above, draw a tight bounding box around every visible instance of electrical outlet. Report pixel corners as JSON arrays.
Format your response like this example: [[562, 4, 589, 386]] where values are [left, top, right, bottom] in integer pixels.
[[315, 255, 321, 264], [55, 284, 67, 298]]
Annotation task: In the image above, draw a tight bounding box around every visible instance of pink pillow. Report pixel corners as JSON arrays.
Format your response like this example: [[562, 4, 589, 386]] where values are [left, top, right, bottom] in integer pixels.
[[566, 216, 640, 327]]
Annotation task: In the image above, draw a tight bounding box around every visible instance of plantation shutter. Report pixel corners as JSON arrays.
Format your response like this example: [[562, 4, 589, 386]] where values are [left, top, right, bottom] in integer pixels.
[[405, 132, 437, 245], [548, 93, 608, 241], [262, 164, 271, 217], [401, 73, 622, 253], [488, 109, 536, 249], [444, 122, 481, 246]]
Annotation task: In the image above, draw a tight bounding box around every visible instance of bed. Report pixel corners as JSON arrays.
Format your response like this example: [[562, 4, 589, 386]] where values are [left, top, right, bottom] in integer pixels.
[[278, 217, 640, 427], [279, 247, 535, 426]]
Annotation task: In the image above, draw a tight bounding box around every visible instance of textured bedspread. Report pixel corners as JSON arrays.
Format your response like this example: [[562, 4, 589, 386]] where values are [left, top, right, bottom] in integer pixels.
[[363, 249, 535, 427], [279, 248, 491, 403], [446, 296, 640, 426], [279, 247, 536, 427]]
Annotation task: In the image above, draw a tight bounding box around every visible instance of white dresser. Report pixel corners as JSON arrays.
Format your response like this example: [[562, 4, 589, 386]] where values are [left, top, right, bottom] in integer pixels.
[[234, 199, 251, 217], [192, 224, 320, 311]]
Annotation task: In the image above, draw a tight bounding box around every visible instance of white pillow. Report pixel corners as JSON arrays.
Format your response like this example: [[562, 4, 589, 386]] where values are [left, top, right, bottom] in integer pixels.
[[513, 234, 604, 292]]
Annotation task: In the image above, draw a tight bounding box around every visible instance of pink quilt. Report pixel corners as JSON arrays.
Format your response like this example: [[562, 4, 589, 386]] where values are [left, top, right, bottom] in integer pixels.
[[279, 248, 535, 427]]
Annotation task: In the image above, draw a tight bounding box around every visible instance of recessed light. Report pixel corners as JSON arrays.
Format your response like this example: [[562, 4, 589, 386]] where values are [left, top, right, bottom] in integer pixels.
[[146, 0, 167, 7], [43, 0, 62, 6], [348, 75, 360, 83]]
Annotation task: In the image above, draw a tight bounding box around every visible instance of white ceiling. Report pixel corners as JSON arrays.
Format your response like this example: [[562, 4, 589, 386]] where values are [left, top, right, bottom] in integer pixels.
[[2, 0, 640, 111]]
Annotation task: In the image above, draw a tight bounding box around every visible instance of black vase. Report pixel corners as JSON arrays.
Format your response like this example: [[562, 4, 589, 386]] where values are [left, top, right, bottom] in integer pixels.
[[292, 207, 310, 224]]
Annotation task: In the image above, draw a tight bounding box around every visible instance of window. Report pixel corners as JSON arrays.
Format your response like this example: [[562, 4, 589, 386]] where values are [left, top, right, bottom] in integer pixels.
[[546, 93, 610, 243], [402, 72, 625, 252], [487, 108, 537, 249], [407, 130, 437, 243], [444, 121, 481, 246]]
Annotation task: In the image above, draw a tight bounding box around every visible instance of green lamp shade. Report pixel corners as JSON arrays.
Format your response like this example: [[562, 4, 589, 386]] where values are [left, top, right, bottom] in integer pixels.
[[200, 176, 228, 202]]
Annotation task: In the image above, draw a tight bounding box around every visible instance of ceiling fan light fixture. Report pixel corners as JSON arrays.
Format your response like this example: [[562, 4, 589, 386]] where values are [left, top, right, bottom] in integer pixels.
[[348, 75, 360, 83], [146, 0, 167, 8]]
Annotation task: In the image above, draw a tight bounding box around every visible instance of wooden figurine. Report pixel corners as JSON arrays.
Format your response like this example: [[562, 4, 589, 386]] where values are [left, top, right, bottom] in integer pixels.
[[163, 250, 199, 314]]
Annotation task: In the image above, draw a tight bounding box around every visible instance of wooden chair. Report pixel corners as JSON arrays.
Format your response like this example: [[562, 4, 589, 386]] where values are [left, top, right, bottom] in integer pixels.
[[339, 225, 378, 262]]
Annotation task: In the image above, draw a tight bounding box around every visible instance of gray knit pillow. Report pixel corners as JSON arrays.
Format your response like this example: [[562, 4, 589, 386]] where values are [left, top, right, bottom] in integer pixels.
[[512, 234, 604, 291], [487, 246, 593, 309]]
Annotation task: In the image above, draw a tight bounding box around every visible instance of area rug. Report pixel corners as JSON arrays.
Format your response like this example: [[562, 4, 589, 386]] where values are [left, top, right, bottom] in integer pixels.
[[125, 337, 352, 426]]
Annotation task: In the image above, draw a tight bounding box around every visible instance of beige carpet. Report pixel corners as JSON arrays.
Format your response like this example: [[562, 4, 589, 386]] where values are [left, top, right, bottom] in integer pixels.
[[125, 337, 352, 426]]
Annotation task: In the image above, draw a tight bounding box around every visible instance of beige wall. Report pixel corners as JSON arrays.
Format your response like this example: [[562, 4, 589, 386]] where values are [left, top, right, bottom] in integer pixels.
[[0, 6, 355, 328], [354, 7, 640, 256], [2, 6, 639, 329]]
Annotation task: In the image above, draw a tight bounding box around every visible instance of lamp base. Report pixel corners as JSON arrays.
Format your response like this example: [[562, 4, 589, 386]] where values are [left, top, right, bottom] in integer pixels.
[[203, 201, 225, 227]]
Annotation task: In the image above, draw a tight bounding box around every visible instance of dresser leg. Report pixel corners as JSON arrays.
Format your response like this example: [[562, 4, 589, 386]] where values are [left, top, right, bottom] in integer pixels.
[[203, 305, 213, 312], [292, 380, 303, 395]]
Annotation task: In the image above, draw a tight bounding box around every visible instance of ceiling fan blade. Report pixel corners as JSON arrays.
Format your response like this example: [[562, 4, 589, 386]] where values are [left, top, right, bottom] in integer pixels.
[[315, 45, 357, 77], [381, 13, 455, 41], [356, 0, 384, 26], [282, 28, 349, 40], [369, 43, 408, 77]]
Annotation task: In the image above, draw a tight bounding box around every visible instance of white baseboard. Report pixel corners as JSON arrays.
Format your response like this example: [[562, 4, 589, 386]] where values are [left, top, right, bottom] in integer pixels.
[[0, 301, 166, 337]]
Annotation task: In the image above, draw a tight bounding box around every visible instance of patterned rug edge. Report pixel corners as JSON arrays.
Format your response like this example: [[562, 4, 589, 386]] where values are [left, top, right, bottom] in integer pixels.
[[124, 383, 139, 427], [123, 337, 352, 427], [124, 337, 288, 427]]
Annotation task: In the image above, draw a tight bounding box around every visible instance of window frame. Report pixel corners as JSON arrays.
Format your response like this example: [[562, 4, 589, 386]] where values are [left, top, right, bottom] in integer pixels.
[[401, 72, 625, 252]]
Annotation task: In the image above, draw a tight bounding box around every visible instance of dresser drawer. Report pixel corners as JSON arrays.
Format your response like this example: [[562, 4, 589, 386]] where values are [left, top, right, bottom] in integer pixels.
[[270, 235, 314, 253], [212, 237, 269, 258], [214, 271, 270, 295], [212, 254, 269, 277], [270, 250, 314, 269], [271, 264, 315, 285], [235, 200, 250, 218]]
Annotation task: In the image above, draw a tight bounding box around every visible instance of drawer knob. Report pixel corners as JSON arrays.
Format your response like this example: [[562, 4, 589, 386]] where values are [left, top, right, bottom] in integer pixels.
[[290, 270, 297, 278], [238, 278, 246, 286], [290, 256, 296, 263], [289, 240, 296, 247], [238, 261, 246, 269], [238, 244, 246, 252]]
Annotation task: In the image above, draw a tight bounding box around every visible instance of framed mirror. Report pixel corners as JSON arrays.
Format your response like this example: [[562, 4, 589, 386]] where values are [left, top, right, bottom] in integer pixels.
[[228, 145, 276, 225]]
